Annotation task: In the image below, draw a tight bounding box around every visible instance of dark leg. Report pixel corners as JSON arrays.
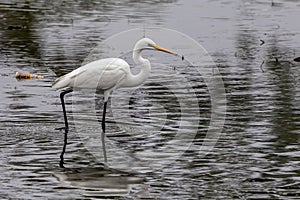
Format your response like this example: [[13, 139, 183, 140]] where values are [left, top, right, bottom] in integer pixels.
[[60, 90, 73, 130], [60, 128, 68, 168], [59, 90, 72, 168], [102, 101, 107, 163], [102, 101, 107, 133]]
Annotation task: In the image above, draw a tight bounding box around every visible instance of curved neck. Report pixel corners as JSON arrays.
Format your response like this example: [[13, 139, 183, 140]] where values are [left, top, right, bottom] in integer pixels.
[[123, 49, 151, 87]]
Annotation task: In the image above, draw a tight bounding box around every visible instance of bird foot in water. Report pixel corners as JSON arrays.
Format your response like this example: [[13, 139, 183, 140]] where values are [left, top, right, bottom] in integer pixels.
[[59, 160, 65, 168]]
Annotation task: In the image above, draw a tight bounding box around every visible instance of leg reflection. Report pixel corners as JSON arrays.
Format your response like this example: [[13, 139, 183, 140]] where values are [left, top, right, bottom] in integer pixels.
[[60, 128, 68, 168]]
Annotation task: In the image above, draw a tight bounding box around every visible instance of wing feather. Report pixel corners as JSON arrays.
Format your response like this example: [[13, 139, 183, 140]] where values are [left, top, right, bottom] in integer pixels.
[[52, 58, 130, 91]]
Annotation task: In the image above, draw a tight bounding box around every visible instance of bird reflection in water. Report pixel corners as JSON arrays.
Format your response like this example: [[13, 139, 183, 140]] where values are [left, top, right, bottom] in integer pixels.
[[53, 166, 146, 198], [57, 128, 146, 197]]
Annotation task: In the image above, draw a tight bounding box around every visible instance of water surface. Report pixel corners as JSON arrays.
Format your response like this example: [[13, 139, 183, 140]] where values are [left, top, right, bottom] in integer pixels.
[[0, 0, 299, 199]]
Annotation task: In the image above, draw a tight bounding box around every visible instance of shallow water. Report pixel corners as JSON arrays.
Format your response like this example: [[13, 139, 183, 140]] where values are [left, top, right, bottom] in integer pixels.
[[0, 0, 300, 199]]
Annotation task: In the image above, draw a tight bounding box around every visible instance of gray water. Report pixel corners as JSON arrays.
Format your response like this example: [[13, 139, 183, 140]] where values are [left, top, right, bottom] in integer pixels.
[[0, 0, 300, 199]]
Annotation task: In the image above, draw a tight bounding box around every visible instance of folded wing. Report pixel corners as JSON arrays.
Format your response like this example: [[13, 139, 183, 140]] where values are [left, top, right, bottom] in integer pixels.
[[52, 58, 130, 91]]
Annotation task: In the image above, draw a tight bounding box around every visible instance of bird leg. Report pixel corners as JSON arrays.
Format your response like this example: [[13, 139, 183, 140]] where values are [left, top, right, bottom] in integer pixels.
[[60, 89, 73, 130], [59, 89, 72, 168], [102, 101, 108, 163]]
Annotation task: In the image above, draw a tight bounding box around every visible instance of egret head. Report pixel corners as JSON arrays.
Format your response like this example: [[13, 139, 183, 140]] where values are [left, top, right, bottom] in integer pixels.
[[134, 38, 174, 54]]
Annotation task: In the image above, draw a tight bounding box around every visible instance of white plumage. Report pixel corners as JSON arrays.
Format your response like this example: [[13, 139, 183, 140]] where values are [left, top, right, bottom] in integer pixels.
[[52, 58, 129, 94], [52, 38, 173, 101]]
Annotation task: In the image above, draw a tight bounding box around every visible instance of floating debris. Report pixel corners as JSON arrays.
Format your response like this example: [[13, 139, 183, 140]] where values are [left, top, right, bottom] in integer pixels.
[[7, 25, 26, 30], [15, 72, 44, 80], [260, 39, 265, 46], [173, 53, 185, 61], [271, 0, 275, 6], [294, 57, 300, 62]]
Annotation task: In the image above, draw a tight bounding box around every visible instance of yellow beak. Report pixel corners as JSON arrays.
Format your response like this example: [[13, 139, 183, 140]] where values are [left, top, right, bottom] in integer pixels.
[[151, 44, 174, 54]]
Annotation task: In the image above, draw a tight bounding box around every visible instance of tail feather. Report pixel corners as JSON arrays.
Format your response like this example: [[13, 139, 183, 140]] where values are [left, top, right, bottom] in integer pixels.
[[52, 75, 69, 90]]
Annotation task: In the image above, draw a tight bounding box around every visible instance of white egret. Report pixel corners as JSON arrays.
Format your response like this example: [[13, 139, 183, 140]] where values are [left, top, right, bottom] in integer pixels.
[[52, 38, 174, 167]]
